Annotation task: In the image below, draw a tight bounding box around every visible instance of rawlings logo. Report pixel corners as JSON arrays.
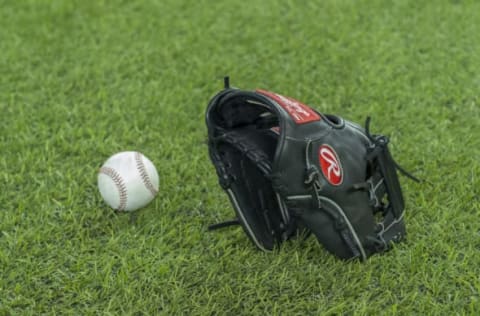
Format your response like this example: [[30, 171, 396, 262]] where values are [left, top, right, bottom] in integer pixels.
[[256, 89, 321, 124], [319, 145, 343, 186]]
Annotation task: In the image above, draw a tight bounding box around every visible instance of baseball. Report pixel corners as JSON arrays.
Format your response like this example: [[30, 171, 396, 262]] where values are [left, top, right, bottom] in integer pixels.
[[97, 151, 159, 211]]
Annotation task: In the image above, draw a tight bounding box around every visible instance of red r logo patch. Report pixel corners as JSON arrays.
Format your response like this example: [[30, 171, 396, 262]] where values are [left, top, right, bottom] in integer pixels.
[[319, 145, 343, 186]]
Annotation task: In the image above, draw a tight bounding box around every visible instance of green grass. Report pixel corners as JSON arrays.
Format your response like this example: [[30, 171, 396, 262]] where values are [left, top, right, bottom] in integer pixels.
[[1, 0, 480, 314]]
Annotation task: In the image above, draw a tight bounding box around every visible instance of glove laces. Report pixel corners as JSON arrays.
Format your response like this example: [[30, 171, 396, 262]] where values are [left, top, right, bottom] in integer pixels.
[[364, 116, 421, 183]]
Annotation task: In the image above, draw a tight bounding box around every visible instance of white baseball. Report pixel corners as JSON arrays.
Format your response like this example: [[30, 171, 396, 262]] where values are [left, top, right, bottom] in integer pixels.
[[97, 151, 159, 211]]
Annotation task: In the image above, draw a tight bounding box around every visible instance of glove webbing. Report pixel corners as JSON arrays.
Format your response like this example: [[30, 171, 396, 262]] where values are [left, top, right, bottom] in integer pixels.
[[208, 130, 294, 242], [208, 129, 273, 190], [219, 131, 272, 175]]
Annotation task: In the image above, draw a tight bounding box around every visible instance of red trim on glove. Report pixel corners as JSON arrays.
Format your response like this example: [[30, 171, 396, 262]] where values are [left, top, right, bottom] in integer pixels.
[[256, 89, 321, 124]]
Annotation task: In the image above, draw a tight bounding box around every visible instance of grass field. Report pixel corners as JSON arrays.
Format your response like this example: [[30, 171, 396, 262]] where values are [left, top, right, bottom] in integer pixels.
[[1, 0, 480, 314]]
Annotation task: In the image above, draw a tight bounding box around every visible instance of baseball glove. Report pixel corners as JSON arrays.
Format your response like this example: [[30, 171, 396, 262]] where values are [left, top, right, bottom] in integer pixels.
[[206, 78, 417, 260]]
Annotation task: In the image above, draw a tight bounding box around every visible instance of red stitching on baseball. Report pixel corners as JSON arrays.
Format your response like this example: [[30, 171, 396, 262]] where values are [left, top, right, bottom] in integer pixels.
[[99, 166, 128, 211], [135, 152, 158, 196]]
